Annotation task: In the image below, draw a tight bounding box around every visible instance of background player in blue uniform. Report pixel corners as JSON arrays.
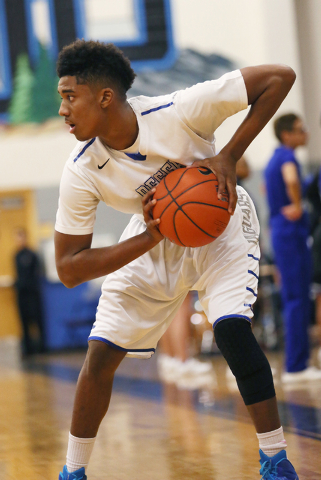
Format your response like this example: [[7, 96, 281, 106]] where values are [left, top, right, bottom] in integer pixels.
[[265, 113, 321, 383], [55, 40, 298, 480]]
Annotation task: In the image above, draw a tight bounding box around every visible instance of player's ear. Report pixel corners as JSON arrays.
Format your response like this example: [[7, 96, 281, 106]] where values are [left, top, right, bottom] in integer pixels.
[[280, 130, 290, 144], [100, 88, 114, 109]]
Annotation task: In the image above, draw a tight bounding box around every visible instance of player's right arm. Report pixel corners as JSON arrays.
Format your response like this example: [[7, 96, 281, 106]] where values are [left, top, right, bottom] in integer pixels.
[[55, 189, 163, 288]]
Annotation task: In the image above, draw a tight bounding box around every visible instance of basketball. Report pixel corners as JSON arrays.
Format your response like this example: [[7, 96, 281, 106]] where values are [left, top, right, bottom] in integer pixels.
[[152, 167, 230, 247]]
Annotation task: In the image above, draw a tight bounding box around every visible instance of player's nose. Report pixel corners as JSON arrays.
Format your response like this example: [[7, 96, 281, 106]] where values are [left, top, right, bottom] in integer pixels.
[[58, 101, 69, 117]]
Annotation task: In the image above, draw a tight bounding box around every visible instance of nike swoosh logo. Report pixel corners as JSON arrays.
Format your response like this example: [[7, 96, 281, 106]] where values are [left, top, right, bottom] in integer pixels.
[[98, 158, 110, 169]]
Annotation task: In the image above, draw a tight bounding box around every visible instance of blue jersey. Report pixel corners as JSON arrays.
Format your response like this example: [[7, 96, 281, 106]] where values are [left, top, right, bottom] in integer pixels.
[[264, 145, 308, 232]]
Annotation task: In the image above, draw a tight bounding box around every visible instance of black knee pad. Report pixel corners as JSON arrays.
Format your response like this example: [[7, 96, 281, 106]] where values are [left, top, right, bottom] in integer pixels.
[[214, 317, 275, 405]]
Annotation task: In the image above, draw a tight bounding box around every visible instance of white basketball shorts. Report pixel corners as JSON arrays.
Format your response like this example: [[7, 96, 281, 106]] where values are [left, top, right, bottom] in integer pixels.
[[88, 186, 260, 358]]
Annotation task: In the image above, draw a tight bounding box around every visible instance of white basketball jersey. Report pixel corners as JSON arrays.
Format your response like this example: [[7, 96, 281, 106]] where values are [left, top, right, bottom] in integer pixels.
[[55, 70, 248, 235]]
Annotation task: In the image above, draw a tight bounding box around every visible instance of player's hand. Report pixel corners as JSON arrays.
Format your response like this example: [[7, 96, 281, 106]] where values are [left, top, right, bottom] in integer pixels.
[[281, 203, 303, 221], [142, 188, 164, 243], [188, 152, 238, 214]]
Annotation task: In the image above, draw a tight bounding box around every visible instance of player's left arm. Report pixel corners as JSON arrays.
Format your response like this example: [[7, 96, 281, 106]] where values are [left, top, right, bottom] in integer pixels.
[[194, 65, 296, 214], [281, 161, 303, 221]]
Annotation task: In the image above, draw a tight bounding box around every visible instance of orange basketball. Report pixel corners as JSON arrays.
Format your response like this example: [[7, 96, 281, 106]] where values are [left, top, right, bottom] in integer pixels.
[[152, 167, 230, 247]]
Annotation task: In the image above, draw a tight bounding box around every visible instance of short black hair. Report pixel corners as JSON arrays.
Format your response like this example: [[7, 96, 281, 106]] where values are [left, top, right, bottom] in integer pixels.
[[273, 113, 299, 142], [56, 39, 136, 96]]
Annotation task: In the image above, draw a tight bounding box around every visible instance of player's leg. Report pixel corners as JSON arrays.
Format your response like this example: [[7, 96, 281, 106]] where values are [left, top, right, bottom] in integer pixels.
[[30, 289, 46, 353], [58, 216, 194, 479], [198, 187, 299, 479], [214, 317, 298, 479], [272, 229, 311, 375], [158, 294, 191, 363], [213, 317, 297, 474], [59, 341, 126, 480], [71, 340, 126, 438], [17, 290, 34, 355], [158, 293, 212, 380], [214, 317, 279, 428], [157, 301, 187, 380], [312, 223, 321, 363], [165, 292, 192, 362]]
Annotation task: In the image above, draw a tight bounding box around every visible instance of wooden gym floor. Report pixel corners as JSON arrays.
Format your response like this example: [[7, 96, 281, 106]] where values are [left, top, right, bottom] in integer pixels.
[[0, 339, 321, 480]]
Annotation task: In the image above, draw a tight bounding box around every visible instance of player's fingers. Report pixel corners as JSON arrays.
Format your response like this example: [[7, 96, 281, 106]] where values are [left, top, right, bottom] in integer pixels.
[[189, 161, 218, 180], [143, 197, 156, 215], [186, 160, 200, 168], [215, 171, 227, 199], [147, 218, 161, 228], [187, 160, 206, 169], [226, 181, 237, 214], [142, 188, 156, 206]]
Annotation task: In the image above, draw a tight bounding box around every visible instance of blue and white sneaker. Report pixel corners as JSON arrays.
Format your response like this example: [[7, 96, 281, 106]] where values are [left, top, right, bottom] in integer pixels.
[[59, 465, 87, 480], [259, 450, 299, 479]]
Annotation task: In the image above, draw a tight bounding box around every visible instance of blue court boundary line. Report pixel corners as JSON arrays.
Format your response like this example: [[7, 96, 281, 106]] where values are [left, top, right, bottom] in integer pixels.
[[25, 361, 321, 442]]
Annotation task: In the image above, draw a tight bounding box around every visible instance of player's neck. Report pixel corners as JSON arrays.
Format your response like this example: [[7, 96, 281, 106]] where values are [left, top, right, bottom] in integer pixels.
[[99, 101, 138, 151]]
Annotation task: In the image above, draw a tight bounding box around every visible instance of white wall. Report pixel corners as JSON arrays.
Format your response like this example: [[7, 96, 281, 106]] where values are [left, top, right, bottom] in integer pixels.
[[1, 0, 319, 190], [295, 0, 321, 164], [172, 0, 305, 169], [0, 120, 76, 189]]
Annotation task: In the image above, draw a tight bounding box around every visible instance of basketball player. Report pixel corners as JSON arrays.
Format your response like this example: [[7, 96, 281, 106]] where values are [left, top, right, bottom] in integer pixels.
[[265, 114, 321, 383], [55, 40, 298, 480]]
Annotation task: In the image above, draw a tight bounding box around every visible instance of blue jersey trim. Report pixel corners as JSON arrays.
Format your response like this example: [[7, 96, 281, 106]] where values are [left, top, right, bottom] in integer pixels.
[[212, 315, 252, 329], [125, 152, 147, 161], [248, 254, 259, 261], [248, 269, 259, 279], [246, 287, 257, 297], [141, 102, 173, 116], [73, 138, 96, 162], [244, 304, 253, 312], [88, 336, 156, 353]]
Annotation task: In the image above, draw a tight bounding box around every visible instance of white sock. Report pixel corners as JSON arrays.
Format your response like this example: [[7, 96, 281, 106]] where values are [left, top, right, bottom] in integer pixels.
[[256, 426, 287, 457], [66, 432, 96, 473]]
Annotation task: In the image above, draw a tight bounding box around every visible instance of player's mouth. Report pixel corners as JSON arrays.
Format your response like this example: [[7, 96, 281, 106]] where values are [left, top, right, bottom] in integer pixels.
[[65, 120, 76, 133]]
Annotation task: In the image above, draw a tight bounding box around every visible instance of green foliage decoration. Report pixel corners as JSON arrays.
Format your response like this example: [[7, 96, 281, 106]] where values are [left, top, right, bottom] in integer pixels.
[[30, 43, 61, 123], [8, 54, 34, 124], [9, 44, 61, 124]]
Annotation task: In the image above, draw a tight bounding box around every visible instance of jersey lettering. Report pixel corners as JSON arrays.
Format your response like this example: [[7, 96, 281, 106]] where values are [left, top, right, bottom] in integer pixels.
[[135, 160, 183, 197], [238, 192, 259, 244]]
